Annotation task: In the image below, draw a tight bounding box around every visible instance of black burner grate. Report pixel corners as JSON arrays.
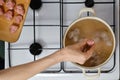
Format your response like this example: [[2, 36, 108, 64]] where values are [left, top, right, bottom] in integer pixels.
[[8, 0, 116, 73]]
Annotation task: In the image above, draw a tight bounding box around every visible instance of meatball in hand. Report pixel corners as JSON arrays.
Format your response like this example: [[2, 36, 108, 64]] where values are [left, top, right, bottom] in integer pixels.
[[62, 39, 95, 64]]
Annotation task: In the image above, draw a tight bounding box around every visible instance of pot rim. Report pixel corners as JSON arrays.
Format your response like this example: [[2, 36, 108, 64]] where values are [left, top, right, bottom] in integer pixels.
[[63, 16, 116, 69]]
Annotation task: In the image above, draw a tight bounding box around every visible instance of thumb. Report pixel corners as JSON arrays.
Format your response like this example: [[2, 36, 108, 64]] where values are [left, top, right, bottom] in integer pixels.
[[84, 44, 95, 60]]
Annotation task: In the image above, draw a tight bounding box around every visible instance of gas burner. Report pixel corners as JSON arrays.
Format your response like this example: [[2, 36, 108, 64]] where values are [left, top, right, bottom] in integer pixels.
[[85, 0, 94, 7], [30, 0, 42, 10], [29, 43, 42, 55]]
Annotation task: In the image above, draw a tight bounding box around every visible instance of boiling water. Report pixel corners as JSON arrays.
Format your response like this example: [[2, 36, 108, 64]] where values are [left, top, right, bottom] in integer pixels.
[[65, 19, 114, 67]]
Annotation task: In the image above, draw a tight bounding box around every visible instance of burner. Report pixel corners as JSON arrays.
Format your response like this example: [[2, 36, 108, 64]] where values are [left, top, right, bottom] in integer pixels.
[[30, 0, 42, 10], [29, 43, 42, 55], [85, 0, 94, 7]]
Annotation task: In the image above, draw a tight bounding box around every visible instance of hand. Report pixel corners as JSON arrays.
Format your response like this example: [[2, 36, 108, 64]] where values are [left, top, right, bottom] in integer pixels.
[[62, 39, 95, 64]]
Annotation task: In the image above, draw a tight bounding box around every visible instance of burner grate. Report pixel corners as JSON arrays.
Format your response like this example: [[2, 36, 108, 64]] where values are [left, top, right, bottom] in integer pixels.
[[8, 0, 116, 73]]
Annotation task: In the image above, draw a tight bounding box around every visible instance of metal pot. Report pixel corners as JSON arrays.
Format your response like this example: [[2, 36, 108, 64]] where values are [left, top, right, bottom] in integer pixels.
[[63, 8, 116, 80]]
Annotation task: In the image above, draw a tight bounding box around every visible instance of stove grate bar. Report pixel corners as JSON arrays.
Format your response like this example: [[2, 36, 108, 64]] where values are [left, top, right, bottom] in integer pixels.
[[36, 1, 115, 4], [23, 25, 115, 27], [8, 48, 60, 50], [62, 2, 115, 4]]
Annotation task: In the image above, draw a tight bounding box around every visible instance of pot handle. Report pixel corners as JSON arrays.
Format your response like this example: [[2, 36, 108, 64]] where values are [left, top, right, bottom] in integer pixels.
[[82, 68, 101, 80], [79, 8, 96, 17]]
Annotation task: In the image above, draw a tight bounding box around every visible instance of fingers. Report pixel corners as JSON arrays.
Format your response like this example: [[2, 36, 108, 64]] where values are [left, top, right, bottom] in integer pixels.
[[67, 39, 88, 50], [78, 39, 88, 47], [73, 39, 88, 49], [66, 39, 95, 65], [80, 39, 94, 52]]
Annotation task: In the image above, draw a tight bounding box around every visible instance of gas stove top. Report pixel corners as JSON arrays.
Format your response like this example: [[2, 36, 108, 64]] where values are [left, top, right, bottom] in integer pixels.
[[5, 0, 119, 80]]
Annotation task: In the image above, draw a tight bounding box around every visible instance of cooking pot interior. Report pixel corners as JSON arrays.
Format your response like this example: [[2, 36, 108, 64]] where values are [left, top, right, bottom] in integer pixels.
[[64, 18, 115, 68]]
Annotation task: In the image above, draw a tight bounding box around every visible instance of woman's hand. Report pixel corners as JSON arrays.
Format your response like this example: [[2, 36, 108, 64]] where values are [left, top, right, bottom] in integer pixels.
[[62, 39, 95, 64], [0, 39, 95, 80]]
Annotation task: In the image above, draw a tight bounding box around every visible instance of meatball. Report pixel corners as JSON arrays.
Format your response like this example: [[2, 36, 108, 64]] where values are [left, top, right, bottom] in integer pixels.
[[5, 0, 16, 10], [87, 40, 95, 46], [9, 24, 19, 33], [14, 15, 23, 24], [4, 10, 13, 20], [15, 4, 25, 15]]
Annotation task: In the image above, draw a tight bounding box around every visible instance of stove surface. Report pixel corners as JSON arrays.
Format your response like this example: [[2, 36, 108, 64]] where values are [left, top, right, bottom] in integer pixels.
[[5, 0, 119, 80]]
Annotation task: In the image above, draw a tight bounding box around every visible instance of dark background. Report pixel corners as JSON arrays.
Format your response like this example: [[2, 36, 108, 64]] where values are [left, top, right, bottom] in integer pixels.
[[0, 41, 4, 70]]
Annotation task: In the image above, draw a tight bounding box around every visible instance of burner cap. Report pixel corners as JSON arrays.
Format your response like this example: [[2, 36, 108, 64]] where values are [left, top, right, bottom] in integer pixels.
[[29, 43, 42, 55], [30, 0, 42, 10], [85, 0, 94, 7]]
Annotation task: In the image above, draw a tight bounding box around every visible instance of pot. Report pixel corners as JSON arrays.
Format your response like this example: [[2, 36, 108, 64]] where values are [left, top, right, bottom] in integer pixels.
[[63, 8, 116, 80]]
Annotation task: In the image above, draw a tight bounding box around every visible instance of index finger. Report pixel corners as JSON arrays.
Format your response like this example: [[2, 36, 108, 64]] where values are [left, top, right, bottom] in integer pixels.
[[76, 39, 88, 47], [71, 39, 88, 49]]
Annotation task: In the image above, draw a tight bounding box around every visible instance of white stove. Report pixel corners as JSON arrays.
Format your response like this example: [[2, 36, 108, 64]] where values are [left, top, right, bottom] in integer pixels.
[[5, 0, 119, 80]]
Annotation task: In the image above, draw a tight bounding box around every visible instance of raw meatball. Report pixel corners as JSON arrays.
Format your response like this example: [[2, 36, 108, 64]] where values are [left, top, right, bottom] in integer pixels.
[[5, 0, 15, 10], [4, 10, 13, 20], [15, 4, 25, 15], [87, 40, 95, 46], [0, 0, 4, 6], [9, 24, 19, 33], [0, 7, 4, 15], [81, 40, 95, 52], [14, 15, 23, 24]]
